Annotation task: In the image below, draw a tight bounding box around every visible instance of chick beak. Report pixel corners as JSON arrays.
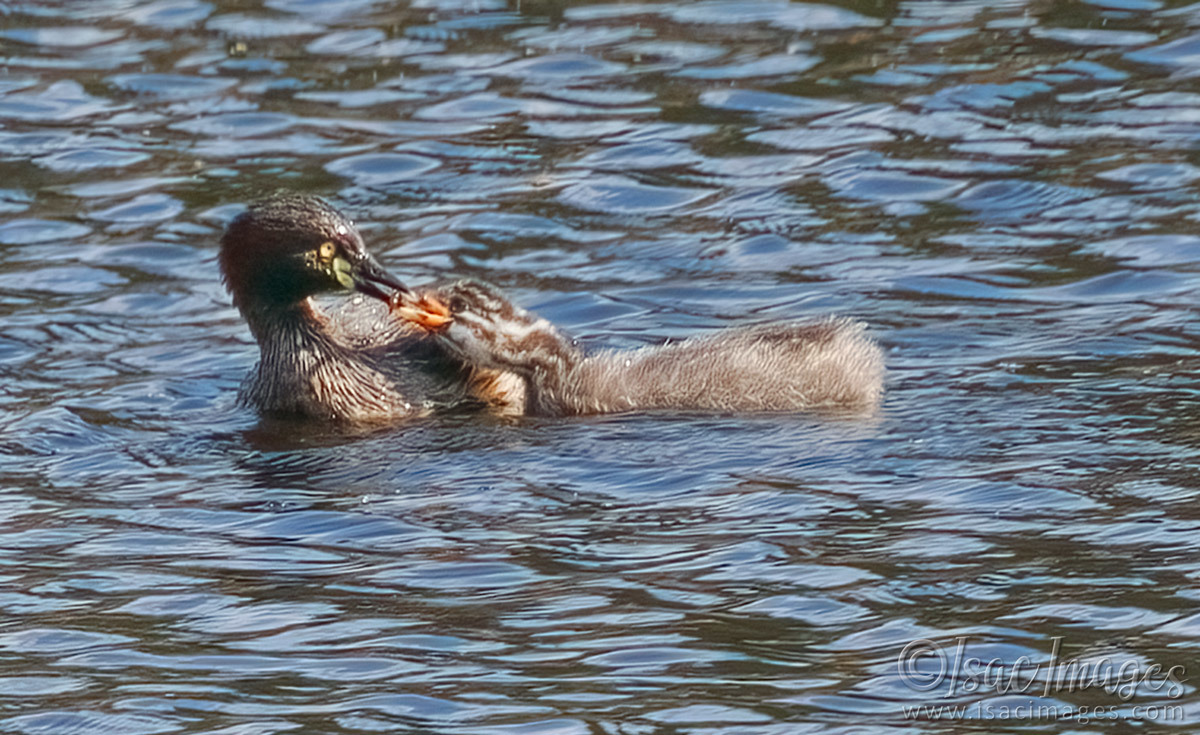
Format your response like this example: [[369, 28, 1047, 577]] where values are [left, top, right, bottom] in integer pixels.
[[391, 292, 453, 333], [352, 254, 411, 303]]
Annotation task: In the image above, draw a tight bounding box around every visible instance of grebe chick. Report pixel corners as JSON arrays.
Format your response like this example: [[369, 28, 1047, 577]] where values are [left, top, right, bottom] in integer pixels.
[[393, 280, 884, 417], [220, 194, 479, 422]]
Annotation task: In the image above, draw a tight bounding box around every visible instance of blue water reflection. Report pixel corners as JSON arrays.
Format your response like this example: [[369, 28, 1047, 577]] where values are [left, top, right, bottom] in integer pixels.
[[2, 0, 1200, 733]]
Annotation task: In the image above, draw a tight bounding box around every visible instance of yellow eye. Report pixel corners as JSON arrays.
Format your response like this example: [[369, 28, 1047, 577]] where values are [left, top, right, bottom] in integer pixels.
[[318, 241, 336, 260]]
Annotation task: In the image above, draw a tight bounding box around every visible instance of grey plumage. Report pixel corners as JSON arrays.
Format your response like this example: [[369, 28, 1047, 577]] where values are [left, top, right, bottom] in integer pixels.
[[418, 280, 884, 417], [236, 296, 463, 421], [222, 194, 883, 422], [220, 195, 480, 422]]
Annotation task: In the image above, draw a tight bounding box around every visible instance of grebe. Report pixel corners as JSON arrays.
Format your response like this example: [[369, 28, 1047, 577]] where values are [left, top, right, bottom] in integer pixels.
[[393, 279, 884, 417], [219, 195, 518, 421]]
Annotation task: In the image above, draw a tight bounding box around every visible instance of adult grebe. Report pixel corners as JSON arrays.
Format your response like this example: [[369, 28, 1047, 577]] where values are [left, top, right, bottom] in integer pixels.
[[219, 195, 519, 421]]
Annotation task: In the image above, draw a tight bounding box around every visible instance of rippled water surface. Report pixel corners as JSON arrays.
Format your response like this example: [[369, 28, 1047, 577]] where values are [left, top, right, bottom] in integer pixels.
[[4, 0, 1200, 732]]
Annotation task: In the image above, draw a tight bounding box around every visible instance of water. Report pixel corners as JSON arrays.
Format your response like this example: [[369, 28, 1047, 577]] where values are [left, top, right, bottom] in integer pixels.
[[2, 0, 1200, 732]]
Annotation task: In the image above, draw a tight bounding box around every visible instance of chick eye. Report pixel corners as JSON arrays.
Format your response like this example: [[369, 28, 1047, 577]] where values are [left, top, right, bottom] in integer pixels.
[[449, 295, 467, 313], [318, 241, 336, 260]]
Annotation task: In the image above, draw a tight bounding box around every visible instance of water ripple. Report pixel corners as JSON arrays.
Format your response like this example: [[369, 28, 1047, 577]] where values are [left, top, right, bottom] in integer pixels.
[[3, 1, 1200, 732], [558, 175, 716, 214], [0, 81, 116, 121]]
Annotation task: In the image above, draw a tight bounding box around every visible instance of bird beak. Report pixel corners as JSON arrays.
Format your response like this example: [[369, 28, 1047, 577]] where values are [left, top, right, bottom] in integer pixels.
[[347, 254, 411, 303], [391, 291, 453, 332]]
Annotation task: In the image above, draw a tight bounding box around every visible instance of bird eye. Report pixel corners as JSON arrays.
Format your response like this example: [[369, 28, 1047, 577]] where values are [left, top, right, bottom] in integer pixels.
[[318, 241, 336, 260], [449, 295, 467, 314]]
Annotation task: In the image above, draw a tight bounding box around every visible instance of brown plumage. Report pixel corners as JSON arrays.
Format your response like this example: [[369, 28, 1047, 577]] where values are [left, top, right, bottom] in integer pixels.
[[394, 280, 884, 417], [220, 194, 502, 422]]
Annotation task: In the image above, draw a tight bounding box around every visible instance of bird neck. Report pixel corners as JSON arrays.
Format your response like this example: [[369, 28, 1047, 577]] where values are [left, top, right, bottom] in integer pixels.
[[242, 297, 333, 358], [494, 327, 586, 416], [238, 296, 307, 345], [239, 298, 405, 421]]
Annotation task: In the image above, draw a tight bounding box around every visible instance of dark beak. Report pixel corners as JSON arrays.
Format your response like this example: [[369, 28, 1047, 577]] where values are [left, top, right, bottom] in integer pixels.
[[352, 255, 411, 303]]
